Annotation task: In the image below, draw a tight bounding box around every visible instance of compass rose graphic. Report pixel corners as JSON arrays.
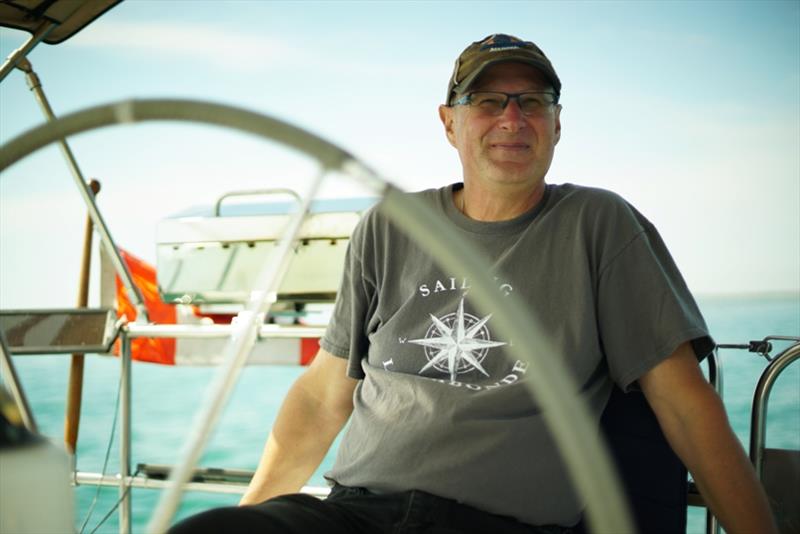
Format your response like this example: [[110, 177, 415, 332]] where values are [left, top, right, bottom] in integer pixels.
[[408, 297, 507, 382]]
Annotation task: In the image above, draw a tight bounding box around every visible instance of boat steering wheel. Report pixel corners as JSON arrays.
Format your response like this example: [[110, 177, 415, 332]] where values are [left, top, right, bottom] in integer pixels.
[[0, 99, 633, 534]]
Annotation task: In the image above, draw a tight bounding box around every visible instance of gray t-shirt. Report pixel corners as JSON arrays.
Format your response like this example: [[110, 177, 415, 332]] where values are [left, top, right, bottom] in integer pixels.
[[320, 183, 713, 527]]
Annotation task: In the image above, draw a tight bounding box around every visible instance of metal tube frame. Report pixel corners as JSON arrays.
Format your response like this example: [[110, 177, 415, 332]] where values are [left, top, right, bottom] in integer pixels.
[[75, 471, 330, 498], [111, 323, 326, 533], [214, 188, 302, 216], [706, 348, 723, 394], [0, 21, 55, 83], [703, 337, 800, 534], [125, 323, 325, 340], [749, 338, 800, 478], [120, 333, 133, 534], [0, 330, 38, 433], [705, 349, 723, 534], [14, 59, 149, 322]]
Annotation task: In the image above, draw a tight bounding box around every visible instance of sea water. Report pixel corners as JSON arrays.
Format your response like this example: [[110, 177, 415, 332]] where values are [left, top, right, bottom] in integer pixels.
[[9, 294, 800, 534]]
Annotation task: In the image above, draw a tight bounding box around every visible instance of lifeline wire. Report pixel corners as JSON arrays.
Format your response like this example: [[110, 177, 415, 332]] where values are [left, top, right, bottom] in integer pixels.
[[88, 466, 142, 534], [79, 370, 123, 534]]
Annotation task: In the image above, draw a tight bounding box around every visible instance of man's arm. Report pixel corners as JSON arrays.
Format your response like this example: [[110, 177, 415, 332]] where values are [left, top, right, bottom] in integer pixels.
[[239, 348, 357, 505], [639, 342, 777, 534]]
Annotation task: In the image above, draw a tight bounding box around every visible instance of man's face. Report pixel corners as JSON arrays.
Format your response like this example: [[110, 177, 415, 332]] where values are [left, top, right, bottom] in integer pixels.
[[439, 62, 562, 191]]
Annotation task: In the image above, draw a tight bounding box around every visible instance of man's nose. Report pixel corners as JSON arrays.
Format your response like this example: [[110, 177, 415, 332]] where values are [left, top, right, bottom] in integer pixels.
[[498, 99, 526, 130]]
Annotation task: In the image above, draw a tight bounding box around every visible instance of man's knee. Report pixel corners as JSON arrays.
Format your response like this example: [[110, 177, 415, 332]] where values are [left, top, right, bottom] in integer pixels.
[[169, 506, 260, 534]]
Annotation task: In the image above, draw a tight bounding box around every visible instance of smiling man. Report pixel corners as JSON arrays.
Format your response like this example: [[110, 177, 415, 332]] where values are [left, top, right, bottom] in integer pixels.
[[440, 60, 559, 221], [171, 34, 776, 534]]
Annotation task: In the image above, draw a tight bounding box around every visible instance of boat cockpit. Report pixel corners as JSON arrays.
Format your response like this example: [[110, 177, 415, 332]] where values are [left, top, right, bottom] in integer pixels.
[[0, 2, 797, 533]]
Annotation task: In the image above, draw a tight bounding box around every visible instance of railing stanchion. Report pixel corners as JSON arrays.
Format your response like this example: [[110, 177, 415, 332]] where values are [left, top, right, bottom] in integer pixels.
[[750, 340, 800, 477], [120, 332, 133, 534], [705, 350, 723, 534]]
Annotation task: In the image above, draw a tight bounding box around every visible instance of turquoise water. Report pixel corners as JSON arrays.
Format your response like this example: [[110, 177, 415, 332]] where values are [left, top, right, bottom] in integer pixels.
[[10, 294, 800, 533]]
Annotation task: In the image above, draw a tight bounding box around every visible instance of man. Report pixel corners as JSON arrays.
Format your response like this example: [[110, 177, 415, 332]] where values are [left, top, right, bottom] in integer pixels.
[[172, 34, 776, 533]]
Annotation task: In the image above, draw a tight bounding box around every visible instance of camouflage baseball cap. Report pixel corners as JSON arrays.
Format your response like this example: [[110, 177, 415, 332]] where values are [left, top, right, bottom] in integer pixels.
[[446, 34, 561, 105]]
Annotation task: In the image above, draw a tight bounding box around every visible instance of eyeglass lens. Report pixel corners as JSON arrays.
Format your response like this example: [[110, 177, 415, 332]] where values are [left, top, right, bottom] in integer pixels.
[[468, 92, 554, 116]]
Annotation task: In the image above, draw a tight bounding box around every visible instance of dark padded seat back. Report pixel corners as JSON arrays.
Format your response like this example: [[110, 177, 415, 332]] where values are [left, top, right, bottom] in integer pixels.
[[575, 386, 688, 533]]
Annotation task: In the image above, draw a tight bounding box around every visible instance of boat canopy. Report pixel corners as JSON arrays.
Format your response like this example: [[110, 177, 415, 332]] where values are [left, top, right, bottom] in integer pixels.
[[0, 0, 121, 44], [156, 196, 378, 305]]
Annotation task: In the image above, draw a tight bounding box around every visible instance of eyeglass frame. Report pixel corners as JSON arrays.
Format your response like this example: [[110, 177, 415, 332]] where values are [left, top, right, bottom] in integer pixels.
[[450, 91, 560, 115]]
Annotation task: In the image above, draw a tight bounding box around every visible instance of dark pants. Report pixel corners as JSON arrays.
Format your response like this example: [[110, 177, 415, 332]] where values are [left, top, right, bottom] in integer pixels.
[[169, 485, 572, 534]]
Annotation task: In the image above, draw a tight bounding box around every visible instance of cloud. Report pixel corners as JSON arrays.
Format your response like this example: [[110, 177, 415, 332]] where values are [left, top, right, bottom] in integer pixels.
[[64, 19, 445, 81], [68, 20, 303, 73]]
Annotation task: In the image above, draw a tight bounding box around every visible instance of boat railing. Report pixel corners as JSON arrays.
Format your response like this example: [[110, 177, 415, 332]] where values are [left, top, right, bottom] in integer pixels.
[[4, 312, 798, 533], [687, 336, 799, 534], [749, 337, 800, 533]]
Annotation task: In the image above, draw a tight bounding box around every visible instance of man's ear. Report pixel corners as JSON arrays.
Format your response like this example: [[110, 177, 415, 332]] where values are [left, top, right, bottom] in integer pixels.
[[553, 104, 562, 146], [438, 105, 457, 148]]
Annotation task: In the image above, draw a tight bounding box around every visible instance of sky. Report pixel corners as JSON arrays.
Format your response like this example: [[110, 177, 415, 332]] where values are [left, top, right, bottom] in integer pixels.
[[0, 0, 798, 308]]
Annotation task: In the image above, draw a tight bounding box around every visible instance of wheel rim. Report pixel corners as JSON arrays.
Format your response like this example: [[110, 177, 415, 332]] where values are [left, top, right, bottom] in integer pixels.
[[0, 98, 633, 534]]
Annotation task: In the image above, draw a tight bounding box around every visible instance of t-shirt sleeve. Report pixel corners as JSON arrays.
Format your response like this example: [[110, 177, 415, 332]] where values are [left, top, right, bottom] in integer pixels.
[[596, 209, 715, 392], [319, 211, 376, 380]]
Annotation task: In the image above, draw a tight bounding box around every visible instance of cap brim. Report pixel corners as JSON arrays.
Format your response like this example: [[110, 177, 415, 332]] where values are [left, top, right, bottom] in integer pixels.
[[452, 57, 559, 101]]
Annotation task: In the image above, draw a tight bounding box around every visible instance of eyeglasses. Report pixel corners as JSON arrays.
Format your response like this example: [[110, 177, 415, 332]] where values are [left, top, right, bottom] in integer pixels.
[[452, 91, 558, 116]]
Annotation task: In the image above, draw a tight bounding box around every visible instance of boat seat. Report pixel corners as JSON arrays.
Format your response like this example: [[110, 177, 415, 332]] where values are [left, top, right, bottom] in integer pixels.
[[762, 447, 800, 533], [575, 385, 688, 534], [0, 308, 117, 355]]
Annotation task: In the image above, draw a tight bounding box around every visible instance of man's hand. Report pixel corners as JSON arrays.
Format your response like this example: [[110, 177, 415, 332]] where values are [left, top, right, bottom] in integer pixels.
[[639, 342, 777, 534]]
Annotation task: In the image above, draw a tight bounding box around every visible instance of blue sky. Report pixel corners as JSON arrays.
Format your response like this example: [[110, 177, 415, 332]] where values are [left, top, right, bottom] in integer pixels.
[[1, 0, 798, 305]]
